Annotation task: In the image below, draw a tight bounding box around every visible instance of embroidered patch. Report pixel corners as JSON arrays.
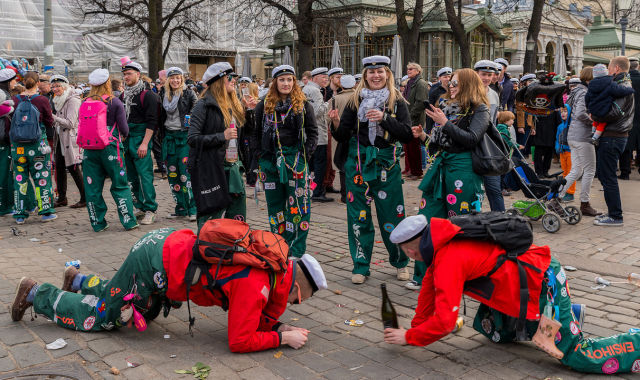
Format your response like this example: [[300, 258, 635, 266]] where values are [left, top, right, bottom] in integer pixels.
[[569, 321, 580, 335], [173, 184, 181, 192], [86, 177, 92, 185], [34, 162, 43, 170], [83, 316, 96, 330], [560, 287, 567, 297], [169, 172, 178, 178], [300, 205, 309, 215], [19, 182, 28, 195], [96, 299, 107, 317], [381, 170, 387, 182], [448, 210, 457, 217], [28, 150, 35, 156], [289, 196, 295, 205], [264, 182, 276, 190], [41, 171, 49, 178], [631, 359, 640, 373], [290, 207, 298, 214], [259, 172, 266, 181], [481, 319, 492, 334], [153, 272, 165, 288], [602, 358, 619, 375], [300, 221, 309, 231], [295, 187, 304, 197], [353, 175, 363, 185], [358, 210, 366, 222], [555, 331, 561, 344], [87, 276, 100, 287], [38, 179, 46, 187], [182, 157, 188, 164], [396, 205, 403, 213], [347, 192, 354, 202], [16, 166, 24, 172], [285, 222, 294, 232], [420, 198, 426, 209], [168, 165, 176, 172], [378, 191, 387, 200], [81, 295, 100, 307], [15, 175, 22, 182], [269, 216, 276, 225], [454, 180, 463, 188], [556, 269, 566, 285], [186, 181, 191, 188], [460, 202, 470, 213], [293, 215, 301, 224], [491, 331, 501, 342], [383, 223, 394, 232], [446, 194, 457, 205], [277, 224, 285, 234], [35, 172, 40, 179], [277, 212, 284, 223], [18, 157, 26, 164], [16, 147, 24, 155]]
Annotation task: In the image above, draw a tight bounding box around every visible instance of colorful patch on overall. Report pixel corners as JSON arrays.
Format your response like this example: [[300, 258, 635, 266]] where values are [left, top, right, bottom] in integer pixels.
[[16, 147, 24, 155], [269, 216, 277, 226], [169, 172, 178, 178], [264, 182, 276, 190], [18, 156, 26, 164], [396, 205, 404, 217], [16, 166, 24, 172], [120, 170, 126, 176], [569, 321, 580, 335], [286, 222, 294, 232], [290, 207, 298, 215], [380, 170, 387, 182], [554, 331, 561, 344], [300, 221, 309, 231], [300, 205, 309, 215], [15, 175, 22, 182], [358, 210, 366, 222], [83, 316, 96, 330], [602, 358, 619, 374], [288, 196, 295, 205], [277, 224, 286, 234], [353, 175, 363, 185], [481, 318, 492, 334], [383, 223, 394, 233], [293, 215, 301, 224], [96, 299, 107, 317], [182, 157, 188, 164], [420, 198, 426, 209], [86, 177, 92, 185], [277, 212, 284, 223], [347, 192, 354, 202], [168, 165, 176, 172], [448, 210, 457, 217], [295, 187, 304, 197], [378, 191, 387, 200], [446, 194, 457, 205], [234, 215, 244, 221], [631, 359, 640, 373], [173, 184, 181, 192], [38, 179, 46, 187], [34, 162, 43, 170], [259, 172, 266, 182], [28, 150, 35, 156], [41, 171, 49, 178], [154, 272, 165, 288], [87, 276, 100, 287], [454, 179, 463, 193]]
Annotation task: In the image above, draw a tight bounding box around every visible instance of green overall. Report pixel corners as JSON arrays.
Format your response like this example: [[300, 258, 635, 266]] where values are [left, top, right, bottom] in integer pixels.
[[473, 258, 640, 374], [259, 146, 311, 258], [163, 130, 195, 217], [10, 128, 55, 219], [0, 142, 14, 214], [196, 160, 246, 231], [125, 123, 157, 212], [33, 228, 174, 331], [413, 151, 484, 283], [82, 134, 138, 231], [344, 138, 409, 276]]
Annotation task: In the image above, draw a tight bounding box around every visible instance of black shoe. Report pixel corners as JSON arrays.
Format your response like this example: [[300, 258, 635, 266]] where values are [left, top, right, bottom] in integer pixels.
[[326, 187, 340, 194], [618, 174, 630, 180], [312, 195, 334, 203]]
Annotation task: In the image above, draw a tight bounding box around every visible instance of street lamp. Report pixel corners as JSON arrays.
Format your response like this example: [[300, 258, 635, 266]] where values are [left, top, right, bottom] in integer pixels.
[[621, 16, 629, 56], [347, 18, 359, 74]]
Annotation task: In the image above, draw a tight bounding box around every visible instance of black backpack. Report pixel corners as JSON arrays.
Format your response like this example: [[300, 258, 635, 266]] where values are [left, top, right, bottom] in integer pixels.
[[449, 212, 540, 341]]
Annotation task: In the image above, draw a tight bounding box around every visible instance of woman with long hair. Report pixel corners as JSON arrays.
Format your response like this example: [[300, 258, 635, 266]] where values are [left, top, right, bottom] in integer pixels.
[[253, 65, 318, 258], [331, 56, 413, 284], [10, 71, 57, 224], [159, 67, 198, 221], [408, 68, 490, 289], [187, 62, 247, 230], [81, 69, 137, 232], [50, 75, 85, 208]]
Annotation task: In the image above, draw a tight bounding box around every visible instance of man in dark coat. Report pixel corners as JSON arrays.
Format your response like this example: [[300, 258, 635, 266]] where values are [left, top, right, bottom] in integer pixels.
[[402, 62, 429, 179], [496, 58, 515, 112], [619, 56, 640, 179], [425, 67, 451, 133]]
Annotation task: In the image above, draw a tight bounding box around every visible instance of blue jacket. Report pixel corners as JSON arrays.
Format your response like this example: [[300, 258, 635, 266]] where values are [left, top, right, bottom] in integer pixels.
[[555, 104, 571, 153], [500, 73, 515, 112], [585, 75, 635, 118]]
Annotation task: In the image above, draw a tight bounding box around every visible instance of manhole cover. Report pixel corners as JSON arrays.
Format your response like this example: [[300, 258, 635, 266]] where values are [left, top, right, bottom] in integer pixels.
[[0, 361, 92, 380]]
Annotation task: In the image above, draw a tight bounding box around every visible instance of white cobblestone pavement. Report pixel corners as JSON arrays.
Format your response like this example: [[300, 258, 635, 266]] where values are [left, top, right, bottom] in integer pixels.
[[1, 161, 640, 379]]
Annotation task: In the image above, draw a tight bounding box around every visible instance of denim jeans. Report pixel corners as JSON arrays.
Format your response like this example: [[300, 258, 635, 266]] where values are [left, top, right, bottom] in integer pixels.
[[483, 175, 505, 211], [596, 136, 627, 220]]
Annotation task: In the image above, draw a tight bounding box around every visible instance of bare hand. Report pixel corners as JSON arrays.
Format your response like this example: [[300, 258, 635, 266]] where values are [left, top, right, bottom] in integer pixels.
[[384, 327, 407, 345], [278, 324, 310, 334], [366, 109, 384, 123], [242, 96, 258, 109], [328, 109, 340, 123], [282, 330, 308, 349], [224, 128, 238, 140], [412, 125, 426, 141], [137, 144, 148, 159], [530, 129, 536, 136], [425, 105, 448, 126], [518, 145, 524, 149], [517, 128, 524, 134]]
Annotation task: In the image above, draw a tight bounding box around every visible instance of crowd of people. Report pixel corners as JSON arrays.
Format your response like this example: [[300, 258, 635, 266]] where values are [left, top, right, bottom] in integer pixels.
[[3, 52, 640, 374]]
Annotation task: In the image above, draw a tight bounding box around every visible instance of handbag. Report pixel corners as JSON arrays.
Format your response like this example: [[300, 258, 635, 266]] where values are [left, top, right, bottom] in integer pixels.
[[472, 122, 512, 176], [189, 138, 232, 215]]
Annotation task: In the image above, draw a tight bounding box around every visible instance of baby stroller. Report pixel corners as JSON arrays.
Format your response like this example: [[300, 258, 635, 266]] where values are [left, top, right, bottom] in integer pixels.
[[505, 154, 581, 233]]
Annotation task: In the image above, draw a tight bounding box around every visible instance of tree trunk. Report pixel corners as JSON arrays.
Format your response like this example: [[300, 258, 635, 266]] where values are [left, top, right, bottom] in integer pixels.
[[395, 0, 423, 67], [147, 0, 164, 78], [444, 0, 471, 67], [523, 0, 544, 73], [294, 2, 314, 74]]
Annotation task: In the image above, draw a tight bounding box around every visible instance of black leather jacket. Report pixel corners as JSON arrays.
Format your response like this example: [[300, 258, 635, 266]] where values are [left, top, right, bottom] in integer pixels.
[[593, 73, 635, 136], [428, 103, 490, 153]]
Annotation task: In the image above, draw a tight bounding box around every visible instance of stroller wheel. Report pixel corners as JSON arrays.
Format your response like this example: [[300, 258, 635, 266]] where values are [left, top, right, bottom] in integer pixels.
[[542, 213, 561, 233], [506, 208, 519, 216], [563, 206, 582, 225]]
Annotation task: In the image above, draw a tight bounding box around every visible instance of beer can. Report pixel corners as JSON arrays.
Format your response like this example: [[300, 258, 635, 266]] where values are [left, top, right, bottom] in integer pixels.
[[184, 115, 191, 128], [65, 260, 81, 269]]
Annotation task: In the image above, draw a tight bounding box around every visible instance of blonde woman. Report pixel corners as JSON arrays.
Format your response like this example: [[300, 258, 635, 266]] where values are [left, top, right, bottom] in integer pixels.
[[331, 56, 413, 284], [82, 69, 138, 232], [159, 67, 198, 221], [187, 62, 247, 230], [253, 65, 318, 258]]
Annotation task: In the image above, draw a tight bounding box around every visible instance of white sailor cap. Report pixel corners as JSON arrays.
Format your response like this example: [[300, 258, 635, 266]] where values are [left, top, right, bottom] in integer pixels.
[[120, 56, 143, 73], [363, 55, 390, 69], [354, 74, 362, 80], [0, 68, 17, 83], [327, 67, 343, 77], [340, 74, 356, 89], [437, 67, 453, 77], [495, 58, 509, 67], [520, 73, 537, 82], [510, 78, 520, 84], [474, 60, 498, 73], [311, 67, 328, 77], [568, 77, 581, 84], [166, 67, 184, 77], [272, 65, 296, 78], [297, 254, 328, 294], [50, 75, 69, 84], [203, 62, 234, 85], [88, 68, 110, 86], [389, 215, 428, 244], [629, 56, 639, 62], [238, 76, 252, 83]]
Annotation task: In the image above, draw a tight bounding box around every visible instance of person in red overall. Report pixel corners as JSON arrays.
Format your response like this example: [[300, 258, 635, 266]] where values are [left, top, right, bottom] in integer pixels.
[[385, 215, 640, 374], [11, 227, 327, 353]]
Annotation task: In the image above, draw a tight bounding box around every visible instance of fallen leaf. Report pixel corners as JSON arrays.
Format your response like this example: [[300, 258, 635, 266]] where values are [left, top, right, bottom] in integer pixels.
[[274, 351, 283, 359], [291, 317, 299, 321], [333, 289, 342, 295], [110, 367, 120, 375]]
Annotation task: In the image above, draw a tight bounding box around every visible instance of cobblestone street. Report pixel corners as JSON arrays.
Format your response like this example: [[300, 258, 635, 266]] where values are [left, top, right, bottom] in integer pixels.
[[1, 162, 640, 379]]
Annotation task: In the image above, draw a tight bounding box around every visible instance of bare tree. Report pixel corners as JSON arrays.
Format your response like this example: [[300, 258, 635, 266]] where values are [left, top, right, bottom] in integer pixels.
[[522, 0, 545, 73], [394, 0, 441, 66], [78, 0, 210, 77], [443, 0, 471, 67]]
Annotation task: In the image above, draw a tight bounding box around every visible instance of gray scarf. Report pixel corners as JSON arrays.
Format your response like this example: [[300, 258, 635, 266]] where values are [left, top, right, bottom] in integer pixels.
[[357, 88, 389, 145], [123, 80, 145, 118], [163, 87, 182, 113], [52, 87, 71, 114]]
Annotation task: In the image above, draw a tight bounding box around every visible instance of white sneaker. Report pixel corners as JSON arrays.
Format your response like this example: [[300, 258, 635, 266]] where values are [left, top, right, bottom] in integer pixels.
[[188, 215, 197, 222], [140, 211, 156, 225], [351, 274, 367, 284], [397, 267, 410, 281], [405, 280, 421, 290]]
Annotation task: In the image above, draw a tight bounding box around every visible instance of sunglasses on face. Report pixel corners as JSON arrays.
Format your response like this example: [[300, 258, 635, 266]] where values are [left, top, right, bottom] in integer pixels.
[[448, 80, 458, 88], [226, 74, 235, 82]]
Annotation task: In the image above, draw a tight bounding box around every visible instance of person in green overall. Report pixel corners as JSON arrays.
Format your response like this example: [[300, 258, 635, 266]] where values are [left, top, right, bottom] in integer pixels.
[[407, 68, 491, 290], [10, 71, 57, 224], [188, 62, 255, 230], [119, 57, 160, 225], [331, 56, 412, 284], [253, 65, 318, 258], [159, 67, 198, 221], [81, 69, 138, 232]]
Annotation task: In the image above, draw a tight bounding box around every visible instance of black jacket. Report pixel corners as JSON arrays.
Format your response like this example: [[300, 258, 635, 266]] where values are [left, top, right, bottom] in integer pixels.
[[426, 83, 447, 133], [593, 73, 635, 136], [629, 70, 640, 133], [159, 87, 198, 132], [532, 111, 561, 147], [253, 99, 318, 161], [428, 103, 490, 153], [334, 99, 413, 148], [120, 89, 160, 131], [187, 92, 239, 161]]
